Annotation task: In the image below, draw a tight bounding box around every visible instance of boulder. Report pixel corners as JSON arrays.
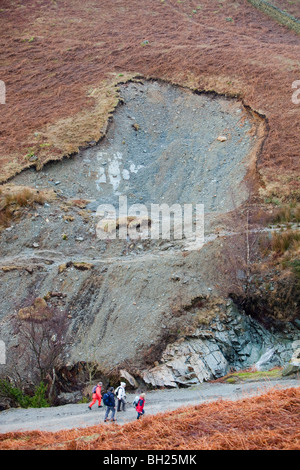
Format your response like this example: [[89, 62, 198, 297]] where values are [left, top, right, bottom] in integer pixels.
[[120, 369, 139, 388], [56, 391, 83, 405], [282, 348, 300, 377]]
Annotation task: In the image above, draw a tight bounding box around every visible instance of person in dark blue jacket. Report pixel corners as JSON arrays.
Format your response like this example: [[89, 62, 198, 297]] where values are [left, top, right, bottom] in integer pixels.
[[104, 387, 116, 422]]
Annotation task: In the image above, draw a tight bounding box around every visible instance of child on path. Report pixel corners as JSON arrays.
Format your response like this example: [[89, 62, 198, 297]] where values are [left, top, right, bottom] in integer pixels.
[[136, 393, 146, 420]]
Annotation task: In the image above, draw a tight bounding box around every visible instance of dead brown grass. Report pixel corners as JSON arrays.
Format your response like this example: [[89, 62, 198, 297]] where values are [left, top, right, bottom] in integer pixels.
[[271, 204, 300, 225], [0, 185, 47, 229], [270, 230, 300, 254], [0, 387, 299, 450], [269, 0, 300, 19]]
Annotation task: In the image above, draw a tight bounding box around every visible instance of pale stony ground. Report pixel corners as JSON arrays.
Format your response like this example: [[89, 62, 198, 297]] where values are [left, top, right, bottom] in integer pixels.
[[0, 80, 261, 378], [0, 378, 298, 433]]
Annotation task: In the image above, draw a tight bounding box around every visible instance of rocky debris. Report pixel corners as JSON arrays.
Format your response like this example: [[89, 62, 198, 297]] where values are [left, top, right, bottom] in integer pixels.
[[44, 291, 66, 301], [97, 215, 151, 236], [11, 80, 258, 221], [58, 261, 94, 274], [73, 262, 94, 271], [69, 199, 89, 209], [56, 391, 83, 406], [132, 123, 140, 131], [0, 265, 38, 274], [0, 80, 287, 393], [63, 215, 75, 222]]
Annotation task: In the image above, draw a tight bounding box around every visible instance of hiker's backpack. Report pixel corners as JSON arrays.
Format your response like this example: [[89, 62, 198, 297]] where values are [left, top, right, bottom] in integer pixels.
[[114, 386, 120, 397], [133, 395, 140, 407], [92, 386, 97, 394], [103, 393, 110, 406]]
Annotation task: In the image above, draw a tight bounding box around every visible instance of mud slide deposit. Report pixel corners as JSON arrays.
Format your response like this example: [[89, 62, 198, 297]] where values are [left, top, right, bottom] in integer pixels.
[[0, 80, 267, 386]]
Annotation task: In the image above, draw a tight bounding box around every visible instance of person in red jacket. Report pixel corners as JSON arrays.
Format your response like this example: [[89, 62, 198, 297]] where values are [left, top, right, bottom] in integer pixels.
[[136, 393, 146, 419], [88, 382, 103, 410]]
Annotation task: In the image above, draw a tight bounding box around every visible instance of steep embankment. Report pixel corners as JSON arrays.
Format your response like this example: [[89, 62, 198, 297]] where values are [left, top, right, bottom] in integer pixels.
[[0, 80, 279, 388]]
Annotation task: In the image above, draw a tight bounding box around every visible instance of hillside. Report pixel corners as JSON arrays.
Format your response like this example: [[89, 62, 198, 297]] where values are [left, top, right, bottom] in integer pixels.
[[0, 0, 299, 445]]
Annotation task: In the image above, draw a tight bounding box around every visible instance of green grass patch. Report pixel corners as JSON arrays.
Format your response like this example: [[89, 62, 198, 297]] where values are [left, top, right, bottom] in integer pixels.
[[218, 368, 283, 383]]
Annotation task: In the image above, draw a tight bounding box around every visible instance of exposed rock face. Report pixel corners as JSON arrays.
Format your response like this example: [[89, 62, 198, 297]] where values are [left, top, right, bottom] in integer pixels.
[[141, 301, 299, 388], [0, 80, 262, 381]]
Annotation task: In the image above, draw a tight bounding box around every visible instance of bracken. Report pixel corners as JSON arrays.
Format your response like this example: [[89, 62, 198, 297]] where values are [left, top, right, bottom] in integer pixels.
[[0, 387, 299, 450]]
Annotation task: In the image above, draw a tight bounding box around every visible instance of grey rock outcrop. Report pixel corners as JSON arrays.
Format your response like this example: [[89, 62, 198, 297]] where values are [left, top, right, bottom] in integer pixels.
[[141, 301, 299, 388], [56, 391, 83, 405]]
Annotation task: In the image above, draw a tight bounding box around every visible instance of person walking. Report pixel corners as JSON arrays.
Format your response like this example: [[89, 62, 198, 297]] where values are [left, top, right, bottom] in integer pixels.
[[136, 393, 146, 420], [116, 382, 126, 412], [88, 382, 102, 410], [103, 387, 116, 422]]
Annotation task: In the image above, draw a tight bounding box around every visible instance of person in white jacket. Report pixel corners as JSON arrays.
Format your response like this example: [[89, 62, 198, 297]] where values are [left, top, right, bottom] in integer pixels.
[[116, 382, 126, 412]]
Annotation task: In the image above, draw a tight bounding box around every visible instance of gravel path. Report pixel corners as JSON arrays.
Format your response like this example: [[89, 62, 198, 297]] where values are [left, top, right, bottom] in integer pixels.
[[0, 378, 298, 434]]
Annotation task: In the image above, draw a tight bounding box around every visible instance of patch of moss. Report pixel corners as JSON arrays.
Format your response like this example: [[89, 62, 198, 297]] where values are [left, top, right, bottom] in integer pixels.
[[222, 368, 283, 383]]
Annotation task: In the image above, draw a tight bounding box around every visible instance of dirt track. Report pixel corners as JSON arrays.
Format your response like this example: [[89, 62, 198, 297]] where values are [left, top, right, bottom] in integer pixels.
[[0, 378, 298, 433]]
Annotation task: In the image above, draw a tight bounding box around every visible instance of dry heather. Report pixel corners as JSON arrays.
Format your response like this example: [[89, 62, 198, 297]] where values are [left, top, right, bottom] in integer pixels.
[[1, 0, 299, 201], [268, 0, 300, 19], [0, 185, 55, 229], [0, 387, 299, 450]]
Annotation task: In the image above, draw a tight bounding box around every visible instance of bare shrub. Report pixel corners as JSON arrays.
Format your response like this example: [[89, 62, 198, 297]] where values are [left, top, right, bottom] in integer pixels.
[[12, 297, 68, 399]]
